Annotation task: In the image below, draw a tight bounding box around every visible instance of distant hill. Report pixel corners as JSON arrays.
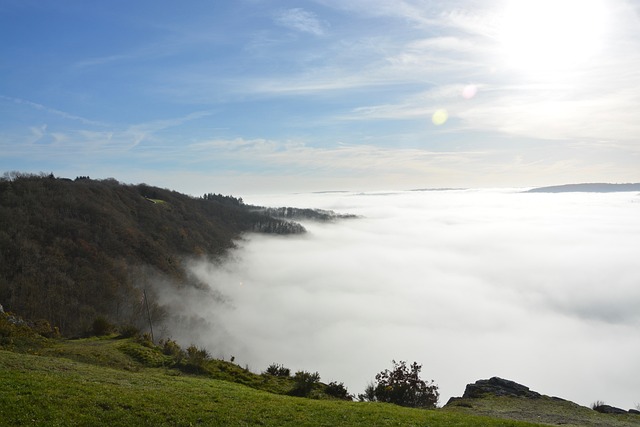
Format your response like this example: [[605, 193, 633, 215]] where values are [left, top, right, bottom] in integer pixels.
[[0, 172, 346, 336], [525, 183, 640, 193]]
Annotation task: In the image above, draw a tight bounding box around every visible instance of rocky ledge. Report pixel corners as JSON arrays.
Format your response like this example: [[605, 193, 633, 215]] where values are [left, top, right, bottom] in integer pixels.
[[461, 377, 541, 399], [447, 377, 640, 416]]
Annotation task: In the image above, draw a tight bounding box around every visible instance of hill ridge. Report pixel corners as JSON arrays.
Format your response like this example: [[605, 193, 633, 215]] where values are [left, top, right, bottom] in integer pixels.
[[0, 172, 349, 336], [525, 183, 640, 193]]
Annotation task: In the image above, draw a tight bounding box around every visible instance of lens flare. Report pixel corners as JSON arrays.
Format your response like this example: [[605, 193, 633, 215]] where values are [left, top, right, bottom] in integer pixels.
[[462, 84, 477, 99], [432, 109, 448, 126]]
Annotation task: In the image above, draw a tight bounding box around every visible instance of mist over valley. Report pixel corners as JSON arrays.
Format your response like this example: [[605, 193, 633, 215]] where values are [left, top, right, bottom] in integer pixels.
[[173, 188, 640, 410], [1, 175, 639, 412]]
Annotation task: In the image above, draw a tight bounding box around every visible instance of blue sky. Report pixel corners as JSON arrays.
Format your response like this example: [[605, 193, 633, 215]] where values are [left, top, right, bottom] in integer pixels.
[[2, 0, 639, 194]]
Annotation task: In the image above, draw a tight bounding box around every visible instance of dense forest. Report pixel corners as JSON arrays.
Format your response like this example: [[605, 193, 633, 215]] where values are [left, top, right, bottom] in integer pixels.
[[0, 172, 321, 336]]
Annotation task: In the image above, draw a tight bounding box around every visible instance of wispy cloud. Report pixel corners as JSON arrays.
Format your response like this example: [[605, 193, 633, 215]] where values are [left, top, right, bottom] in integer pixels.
[[188, 137, 486, 173], [345, 76, 640, 144], [275, 8, 328, 36], [184, 136, 632, 190], [246, 71, 401, 95], [73, 53, 140, 69], [230, 8, 489, 96], [0, 95, 106, 127], [314, 0, 439, 27], [124, 110, 217, 148], [0, 107, 217, 159], [325, 1, 640, 146]]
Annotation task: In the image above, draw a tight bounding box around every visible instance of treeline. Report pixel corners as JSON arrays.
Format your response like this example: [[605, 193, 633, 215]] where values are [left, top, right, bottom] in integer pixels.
[[250, 206, 359, 222], [0, 172, 306, 336]]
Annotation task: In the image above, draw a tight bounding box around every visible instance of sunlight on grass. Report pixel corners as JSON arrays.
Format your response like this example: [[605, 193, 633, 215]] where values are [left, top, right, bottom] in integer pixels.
[[0, 347, 540, 427]]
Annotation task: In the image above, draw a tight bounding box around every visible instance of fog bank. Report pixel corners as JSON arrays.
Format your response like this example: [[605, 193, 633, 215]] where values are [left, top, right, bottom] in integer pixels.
[[177, 189, 640, 409]]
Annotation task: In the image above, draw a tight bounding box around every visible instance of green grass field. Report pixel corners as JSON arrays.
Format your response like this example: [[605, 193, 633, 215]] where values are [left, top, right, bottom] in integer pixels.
[[445, 395, 640, 427], [0, 335, 638, 426], [0, 336, 542, 427]]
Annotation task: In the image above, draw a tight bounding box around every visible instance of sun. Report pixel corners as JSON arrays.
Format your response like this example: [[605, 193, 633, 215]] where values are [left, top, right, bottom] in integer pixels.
[[496, 0, 608, 75]]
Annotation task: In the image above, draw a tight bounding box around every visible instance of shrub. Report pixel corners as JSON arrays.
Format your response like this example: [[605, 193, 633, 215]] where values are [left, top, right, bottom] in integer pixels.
[[160, 338, 185, 363], [369, 360, 439, 409], [0, 312, 32, 340], [264, 363, 291, 377], [186, 345, 210, 366], [138, 333, 155, 348], [358, 382, 377, 402], [325, 381, 353, 400], [289, 370, 320, 397], [0, 312, 49, 350], [118, 324, 140, 338], [32, 319, 59, 338], [91, 317, 114, 336], [119, 342, 169, 367], [175, 345, 212, 374]]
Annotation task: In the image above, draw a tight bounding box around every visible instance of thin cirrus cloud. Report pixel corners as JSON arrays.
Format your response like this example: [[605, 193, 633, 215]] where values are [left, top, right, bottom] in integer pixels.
[[0, 102, 218, 165], [0, 95, 107, 127], [334, 2, 640, 138], [187, 137, 487, 174], [274, 8, 329, 36]]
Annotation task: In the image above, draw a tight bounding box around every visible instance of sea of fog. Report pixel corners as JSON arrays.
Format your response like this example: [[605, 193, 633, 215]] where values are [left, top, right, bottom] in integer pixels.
[[165, 188, 640, 409]]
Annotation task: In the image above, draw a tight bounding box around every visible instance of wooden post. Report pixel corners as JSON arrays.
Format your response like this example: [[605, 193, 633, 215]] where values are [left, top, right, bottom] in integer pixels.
[[143, 289, 154, 343]]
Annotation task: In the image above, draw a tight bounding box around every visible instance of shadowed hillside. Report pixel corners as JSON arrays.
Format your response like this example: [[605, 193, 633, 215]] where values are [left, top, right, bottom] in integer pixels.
[[0, 172, 311, 336]]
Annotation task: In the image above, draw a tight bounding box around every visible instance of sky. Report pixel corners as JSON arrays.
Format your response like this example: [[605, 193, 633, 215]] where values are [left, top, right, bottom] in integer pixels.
[[159, 189, 640, 410], [2, 0, 640, 195]]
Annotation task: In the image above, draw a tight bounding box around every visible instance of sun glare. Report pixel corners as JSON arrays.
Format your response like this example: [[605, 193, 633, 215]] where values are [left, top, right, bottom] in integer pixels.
[[497, 0, 608, 75]]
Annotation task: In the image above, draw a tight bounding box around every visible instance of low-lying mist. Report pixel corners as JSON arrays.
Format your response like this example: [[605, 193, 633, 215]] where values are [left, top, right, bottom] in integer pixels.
[[166, 189, 640, 409]]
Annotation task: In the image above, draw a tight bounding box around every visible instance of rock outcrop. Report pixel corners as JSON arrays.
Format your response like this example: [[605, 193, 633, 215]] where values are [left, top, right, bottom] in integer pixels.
[[593, 404, 629, 415], [446, 377, 640, 418], [461, 377, 541, 399]]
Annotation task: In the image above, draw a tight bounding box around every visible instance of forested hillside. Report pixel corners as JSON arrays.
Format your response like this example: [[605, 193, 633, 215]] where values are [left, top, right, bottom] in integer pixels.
[[0, 172, 306, 336]]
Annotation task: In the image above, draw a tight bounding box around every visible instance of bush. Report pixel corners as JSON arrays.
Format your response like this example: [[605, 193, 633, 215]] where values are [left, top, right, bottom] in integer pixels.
[[160, 338, 185, 363], [358, 382, 377, 402], [186, 345, 210, 366], [264, 363, 291, 377], [289, 370, 320, 397], [91, 317, 114, 336], [175, 345, 212, 374], [32, 319, 60, 338], [0, 312, 36, 341], [119, 341, 171, 367], [368, 360, 439, 409], [0, 312, 50, 350], [325, 381, 353, 400], [118, 324, 140, 338], [138, 333, 155, 348]]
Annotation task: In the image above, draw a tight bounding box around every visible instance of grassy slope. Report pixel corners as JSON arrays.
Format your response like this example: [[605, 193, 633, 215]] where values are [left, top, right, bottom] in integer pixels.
[[444, 396, 640, 427], [0, 338, 541, 427]]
